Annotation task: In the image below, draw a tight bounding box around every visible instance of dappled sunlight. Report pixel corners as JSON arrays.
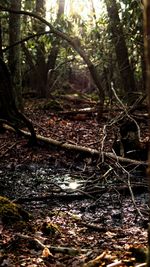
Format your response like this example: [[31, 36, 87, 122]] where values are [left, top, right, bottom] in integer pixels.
[[46, 0, 106, 21]]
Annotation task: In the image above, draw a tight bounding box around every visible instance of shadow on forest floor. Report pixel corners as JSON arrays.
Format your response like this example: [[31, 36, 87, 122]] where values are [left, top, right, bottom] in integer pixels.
[[0, 99, 149, 266]]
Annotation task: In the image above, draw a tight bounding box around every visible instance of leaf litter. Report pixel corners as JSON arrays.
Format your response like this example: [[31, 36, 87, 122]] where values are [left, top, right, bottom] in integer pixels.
[[0, 99, 149, 266]]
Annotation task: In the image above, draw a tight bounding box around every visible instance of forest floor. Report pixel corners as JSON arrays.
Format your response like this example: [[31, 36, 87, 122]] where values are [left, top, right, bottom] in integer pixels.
[[0, 97, 149, 266]]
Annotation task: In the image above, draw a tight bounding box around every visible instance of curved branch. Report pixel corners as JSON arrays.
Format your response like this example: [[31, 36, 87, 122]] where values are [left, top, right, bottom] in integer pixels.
[[0, 5, 105, 109], [2, 30, 52, 52], [0, 5, 90, 63]]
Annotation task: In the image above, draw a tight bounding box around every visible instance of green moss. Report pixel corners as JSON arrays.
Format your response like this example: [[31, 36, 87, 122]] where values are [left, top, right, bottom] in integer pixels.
[[41, 222, 61, 236], [0, 196, 30, 224], [37, 99, 63, 111]]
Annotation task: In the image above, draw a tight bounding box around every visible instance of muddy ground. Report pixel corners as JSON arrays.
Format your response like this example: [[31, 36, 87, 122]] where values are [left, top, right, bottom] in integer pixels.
[[0, 99, 149, 266]]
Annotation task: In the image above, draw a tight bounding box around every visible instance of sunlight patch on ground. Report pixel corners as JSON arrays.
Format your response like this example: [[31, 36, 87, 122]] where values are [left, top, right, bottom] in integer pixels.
[[69, 181, 79, 189]]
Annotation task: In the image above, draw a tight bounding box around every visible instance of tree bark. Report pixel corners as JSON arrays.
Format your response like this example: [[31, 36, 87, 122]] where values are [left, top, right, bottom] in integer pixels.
[[0, 57, 36, 144], [33, 0, 47, 97], [105, 0, 136, 105], [46, 0, 65, 97], [57, 0, 65, 16], [0, 17, 3, 58], [8, 0, 22, 110]]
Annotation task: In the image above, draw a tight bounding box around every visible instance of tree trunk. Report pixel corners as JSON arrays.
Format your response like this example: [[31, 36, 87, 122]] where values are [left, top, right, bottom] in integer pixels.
[[143, 0, 150, 266], [34, 0, 47, 97], [0, 57, 36, 144], [141, 39, 146, 91], [0, 17, 3, 58], [57, 0, 65, 16], [8, 0, 22, 110], [35, 0, 46, 32], [105, 0, 136, 105], [46, 0, 65, 97]]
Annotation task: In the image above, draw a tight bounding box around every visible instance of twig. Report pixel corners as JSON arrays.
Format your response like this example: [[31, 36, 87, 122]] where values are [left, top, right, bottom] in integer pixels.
[[114, 160, 144, 218], [127, 173, 143, 218], [0, 141, 19, 158], [101, 125, 107, 162], [111, 85, 141, 139], [106, 261, 122, 267]]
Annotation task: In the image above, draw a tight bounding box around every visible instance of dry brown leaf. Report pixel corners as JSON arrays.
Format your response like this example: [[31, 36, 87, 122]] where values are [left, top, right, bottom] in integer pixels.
[[42, 247, 53, 258]]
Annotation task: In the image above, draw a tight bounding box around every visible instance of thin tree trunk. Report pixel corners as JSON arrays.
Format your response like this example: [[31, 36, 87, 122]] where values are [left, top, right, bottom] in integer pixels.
[[34, 0, 47, 97], [35, 0, 46, 32], [0, 17, 3, 58], [8, 0, 22, 110], [57, 0, 65, 16], [46, 0, 65, 97]]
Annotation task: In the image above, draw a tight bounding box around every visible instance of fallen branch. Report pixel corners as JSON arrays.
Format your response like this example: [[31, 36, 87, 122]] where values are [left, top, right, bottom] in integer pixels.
[[79, 222, 107, 232], [3, 124, 147, 166], [58, 107, 97, 116], [15, 233, 87, 255], [15, 185, 148, 203]]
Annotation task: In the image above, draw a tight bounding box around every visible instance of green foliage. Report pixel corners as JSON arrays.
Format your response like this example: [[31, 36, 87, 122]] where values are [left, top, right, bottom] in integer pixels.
[[120, 0, 144, 81], [1, 0, 144, 100], [22, 0, 35, 11]]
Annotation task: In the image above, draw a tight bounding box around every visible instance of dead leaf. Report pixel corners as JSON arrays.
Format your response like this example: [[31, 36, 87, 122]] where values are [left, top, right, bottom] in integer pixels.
[[42, 247, 53, 258]]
